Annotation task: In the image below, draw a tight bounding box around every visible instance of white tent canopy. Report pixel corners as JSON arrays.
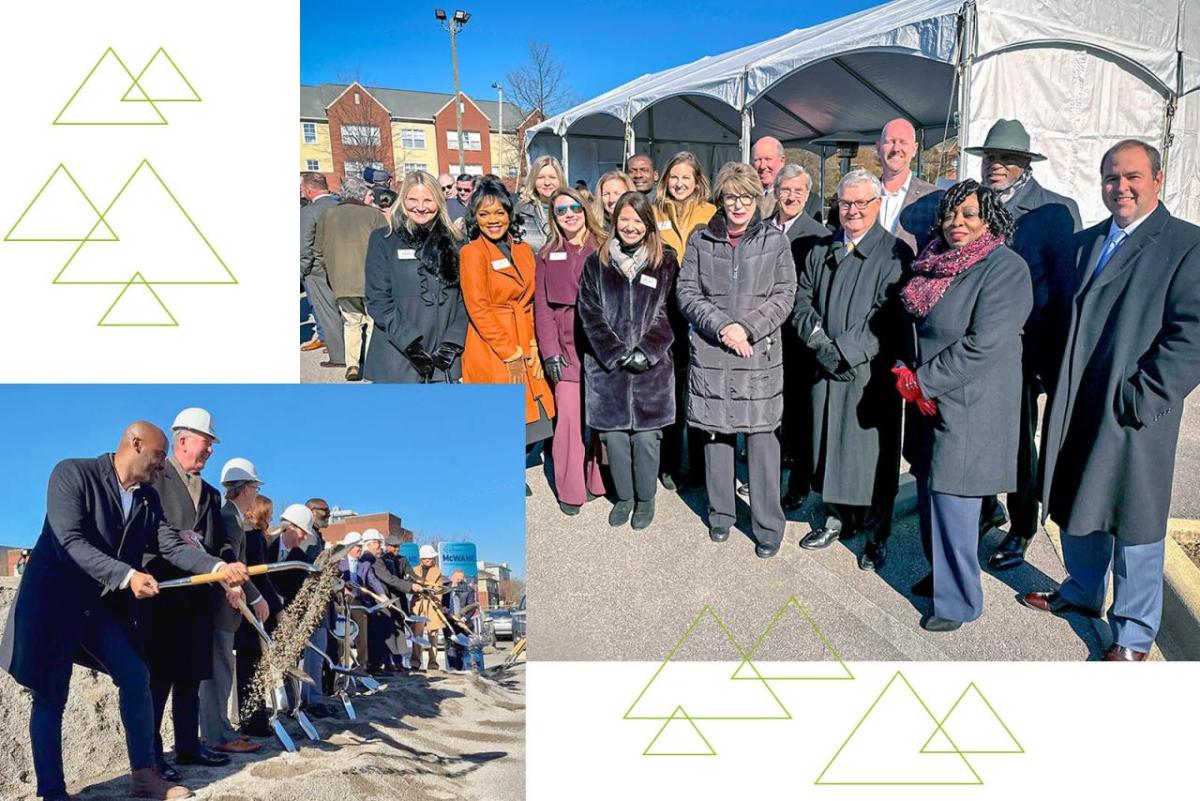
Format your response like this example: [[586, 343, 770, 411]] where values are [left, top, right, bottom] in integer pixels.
[[528, 0, 1200, 224]]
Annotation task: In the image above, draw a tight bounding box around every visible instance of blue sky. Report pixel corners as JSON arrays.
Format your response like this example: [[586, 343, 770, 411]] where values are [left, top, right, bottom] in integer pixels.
[[300, 0, 882, 110], [0, 385, 526, 577]]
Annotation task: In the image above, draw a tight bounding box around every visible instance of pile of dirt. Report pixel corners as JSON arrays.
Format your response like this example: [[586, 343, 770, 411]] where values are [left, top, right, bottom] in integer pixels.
[[0, 579, 524, 801]]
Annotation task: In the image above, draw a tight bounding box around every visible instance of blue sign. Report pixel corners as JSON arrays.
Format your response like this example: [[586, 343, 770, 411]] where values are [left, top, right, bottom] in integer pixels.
[[438, 542, 478, 578], [399, 542, 419, 566]]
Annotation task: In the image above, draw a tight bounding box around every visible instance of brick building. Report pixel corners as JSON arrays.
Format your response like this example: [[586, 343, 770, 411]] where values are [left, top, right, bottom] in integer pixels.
[[321, 511, 409, 548]]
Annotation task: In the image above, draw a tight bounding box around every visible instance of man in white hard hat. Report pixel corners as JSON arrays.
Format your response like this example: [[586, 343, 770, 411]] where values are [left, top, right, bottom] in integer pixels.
[[199, 459, 269, 755], [338, 532, 386, 671], [360, 530, 422, 673], [145, 408, 237, 780]]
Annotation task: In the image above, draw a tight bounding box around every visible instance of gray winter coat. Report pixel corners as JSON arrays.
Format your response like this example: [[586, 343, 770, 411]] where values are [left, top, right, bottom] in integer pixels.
[[516, 199, 551, 254], [676, 211, 798, 434]]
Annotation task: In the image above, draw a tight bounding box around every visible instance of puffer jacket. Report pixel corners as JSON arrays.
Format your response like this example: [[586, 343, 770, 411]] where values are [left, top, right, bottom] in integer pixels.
[[676, 210, 798, 434]]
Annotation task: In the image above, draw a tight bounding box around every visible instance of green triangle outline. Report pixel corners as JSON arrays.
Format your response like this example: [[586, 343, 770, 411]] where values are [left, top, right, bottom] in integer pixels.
[[919, 682, 1025, 755], [622, 604, 792, 721], [642, 706, 718, 757], [54, 159, 237, 285], [814, 670, 983, 786], [730, 595, 855, 681], [97, 272, 179, 327], [52, 47, 167, 125], [4, 164, 117, 242], [121, 47, 202, 102]]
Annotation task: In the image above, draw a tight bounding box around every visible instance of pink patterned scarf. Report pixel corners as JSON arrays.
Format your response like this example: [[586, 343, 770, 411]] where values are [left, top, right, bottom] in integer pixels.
[[900, 231, 1005, 317]]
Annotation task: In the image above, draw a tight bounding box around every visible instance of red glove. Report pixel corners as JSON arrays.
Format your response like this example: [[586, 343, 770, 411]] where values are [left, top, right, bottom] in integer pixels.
[[915, 397, 939, 417], [891, 366, 922, 403]]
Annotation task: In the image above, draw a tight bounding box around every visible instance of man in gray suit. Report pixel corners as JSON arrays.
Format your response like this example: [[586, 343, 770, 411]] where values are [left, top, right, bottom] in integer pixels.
[[198, 457, 268, 754], [300, 172, 345, 368], [1023, 139, 1200, 661], [878, 118, 941, 255]]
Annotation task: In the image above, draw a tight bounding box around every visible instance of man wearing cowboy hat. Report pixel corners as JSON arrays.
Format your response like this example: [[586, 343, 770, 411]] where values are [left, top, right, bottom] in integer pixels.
[[965, 119, 1082, 572]]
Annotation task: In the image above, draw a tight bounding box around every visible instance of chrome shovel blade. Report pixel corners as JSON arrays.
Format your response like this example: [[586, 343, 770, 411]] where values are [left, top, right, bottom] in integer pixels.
[[340, 693, 356, 720], [295, 710, 320, 741], [285, 666, 317, 688], [359, 675, 382, 692], [271, 717, 297, 752], [410, 635, 431, 648], [452, 633, 472, 647], [405, 615, 428, 624]]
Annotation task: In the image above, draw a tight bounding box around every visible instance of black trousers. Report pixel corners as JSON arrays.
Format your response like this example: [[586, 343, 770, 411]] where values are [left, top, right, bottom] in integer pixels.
[[151, 673, 201, 760], [705, 430, 786, 546], [823, 499, 894, 544], [980, 374, 1040, 539], [601, 429, 662, 501], [234, 626, 268, 731], [660, 369, 704, 480]]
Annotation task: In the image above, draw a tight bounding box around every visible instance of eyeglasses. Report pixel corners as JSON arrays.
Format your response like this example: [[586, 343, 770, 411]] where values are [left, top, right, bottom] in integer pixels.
[[837, 198, 878, 211], [554, 202, 584, 216], [440, 184, 454, 191], [777, 188, 807, 198], [722, 194, 756, 208]]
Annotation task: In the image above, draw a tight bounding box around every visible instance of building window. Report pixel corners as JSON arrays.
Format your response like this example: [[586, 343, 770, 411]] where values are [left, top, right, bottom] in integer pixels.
[[463, 164, 484, 176], [302, 122, 317, 144], [344, 160, 385, 179], [403, 163, 428, 176], [505, 165, 519, 178], [341, 124, 381, 146], [401, 128, 426, 149], [446, 130, 482, 151], [306, 159, 320, 171]]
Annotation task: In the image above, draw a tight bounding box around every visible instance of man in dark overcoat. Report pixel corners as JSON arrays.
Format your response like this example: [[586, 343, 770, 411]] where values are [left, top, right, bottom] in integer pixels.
[[1023, 140, 1200, 661], [793, 170, 912, 571], [965, 119, 1084, 570], [0, 422, 248, 801]]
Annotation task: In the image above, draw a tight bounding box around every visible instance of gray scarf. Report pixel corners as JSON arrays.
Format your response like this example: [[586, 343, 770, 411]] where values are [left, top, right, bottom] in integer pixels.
[[996, 168, 1033, 206], [607, 236, 648, 281]]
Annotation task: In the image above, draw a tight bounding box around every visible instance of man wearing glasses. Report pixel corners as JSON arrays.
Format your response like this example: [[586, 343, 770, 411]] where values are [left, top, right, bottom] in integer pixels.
[[793, 169, 911, 572]]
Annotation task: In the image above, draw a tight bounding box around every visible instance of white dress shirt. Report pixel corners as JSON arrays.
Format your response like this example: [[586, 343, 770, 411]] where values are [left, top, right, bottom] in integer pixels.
[[879, 174, 912, 233]]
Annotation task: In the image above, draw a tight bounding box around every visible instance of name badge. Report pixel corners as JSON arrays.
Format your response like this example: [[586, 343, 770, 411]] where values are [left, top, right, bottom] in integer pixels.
[[657, 220, 673, 231], [549, 252, 568, 261], [491, 258, 511, 271], [639, 274, 658, 288], [397, 248, 416, 259]]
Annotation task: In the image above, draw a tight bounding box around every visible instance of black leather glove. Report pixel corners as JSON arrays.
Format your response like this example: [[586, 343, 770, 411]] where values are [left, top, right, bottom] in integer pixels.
[[544, 355, 567, 384], [622, 349, 651, 374], [430, 341, 463, 372], [404, 340, 436, 382], [814, 341, 843, 374]]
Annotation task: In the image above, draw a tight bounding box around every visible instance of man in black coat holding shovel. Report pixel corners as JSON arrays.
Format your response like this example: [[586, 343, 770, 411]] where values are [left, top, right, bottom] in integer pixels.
[[1022, 139, 1200, 661]]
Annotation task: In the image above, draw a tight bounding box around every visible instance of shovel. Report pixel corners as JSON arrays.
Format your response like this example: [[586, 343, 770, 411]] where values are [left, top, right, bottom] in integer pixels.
[[236, 600, 321, 746], [157, 560, 321, 589]]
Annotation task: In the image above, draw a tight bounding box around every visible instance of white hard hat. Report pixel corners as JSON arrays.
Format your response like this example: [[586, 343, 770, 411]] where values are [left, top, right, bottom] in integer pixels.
[[171, 407, 220, 442], [220, 457, 262, 486], [340, 531, 363, 547], [419, 544, 438, 559], [361, 528, 384, 544], [280, 503, 315, 537]]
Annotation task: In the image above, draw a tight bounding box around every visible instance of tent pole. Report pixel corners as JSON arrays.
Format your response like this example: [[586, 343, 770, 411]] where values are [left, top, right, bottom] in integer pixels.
[[819, 145, 827, 216], [624, 121, 635, 163], [956, 1, 977, 181], [562, 135, 570, 182], [740, 108, 752, 162], [917, 127, 926, 178]]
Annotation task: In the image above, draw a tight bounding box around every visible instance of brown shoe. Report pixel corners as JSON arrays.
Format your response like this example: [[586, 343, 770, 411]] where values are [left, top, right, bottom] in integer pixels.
[[1102, 645, 1147, 661], [319, 360, 346, 368], [1019, 590, 1102, 619], [301, 339, 325, 352], [212, 738, 261, 753], [129, 767, 192, 799]]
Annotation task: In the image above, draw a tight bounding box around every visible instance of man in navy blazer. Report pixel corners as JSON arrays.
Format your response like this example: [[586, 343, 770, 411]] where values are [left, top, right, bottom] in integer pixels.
[[0, 422, 249, 801], [1023, 140, 1200, 661]]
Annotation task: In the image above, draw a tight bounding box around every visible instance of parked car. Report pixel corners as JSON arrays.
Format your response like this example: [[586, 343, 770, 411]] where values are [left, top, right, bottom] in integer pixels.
[[486, 608, 514, 640], [511, 595, 526, 640]]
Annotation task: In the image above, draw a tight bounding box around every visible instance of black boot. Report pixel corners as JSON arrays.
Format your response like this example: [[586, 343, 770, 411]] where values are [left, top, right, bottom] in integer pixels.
[[608, 499, 634, 526]]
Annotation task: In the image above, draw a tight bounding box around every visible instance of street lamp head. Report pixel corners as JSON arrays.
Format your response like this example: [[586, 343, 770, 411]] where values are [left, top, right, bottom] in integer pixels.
[[454, 9, 470, 23], [491, 81, 501, 90], [434, 8, 447, 21]]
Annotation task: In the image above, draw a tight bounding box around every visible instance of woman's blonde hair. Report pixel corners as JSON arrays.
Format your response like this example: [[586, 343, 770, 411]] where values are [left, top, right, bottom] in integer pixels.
[[391, 170, 462, 241], [599, 191, 665, 268], [712, 161, 763, 205], [593, 170, 636, 222], [656, 151, 710, 216], [542, 186, 606, 255], [523, 155, 566, 204]]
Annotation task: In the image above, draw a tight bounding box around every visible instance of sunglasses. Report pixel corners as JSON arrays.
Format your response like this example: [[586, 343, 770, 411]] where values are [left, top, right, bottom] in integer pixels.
[[440, 184, 454, 191], [554, 202, 584, 216]]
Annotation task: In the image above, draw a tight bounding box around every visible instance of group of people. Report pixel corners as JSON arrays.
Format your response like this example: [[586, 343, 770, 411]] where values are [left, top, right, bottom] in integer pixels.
[[0, 409, 467, 801]]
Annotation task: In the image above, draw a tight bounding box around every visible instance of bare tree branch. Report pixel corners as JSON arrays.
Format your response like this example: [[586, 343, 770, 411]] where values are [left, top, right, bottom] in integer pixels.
[[505, 39, 577, 118]]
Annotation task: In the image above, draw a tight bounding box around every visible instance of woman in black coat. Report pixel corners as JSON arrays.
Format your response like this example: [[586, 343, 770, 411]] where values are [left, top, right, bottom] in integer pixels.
[[895, 179, 1032, 632], [363, 170, 467, 383], [577, 191, 677, 530]]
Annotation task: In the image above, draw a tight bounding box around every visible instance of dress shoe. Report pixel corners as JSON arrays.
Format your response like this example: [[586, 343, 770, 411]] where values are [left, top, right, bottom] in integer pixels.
[[782, 490, 808, 512], [608, 499, 634, 526], [559, 501, 581, 516], [1019, 590, 1102, 619], [755, 540, 781, 559], [736, 483, 750, 498], [345, 365, 362, 381], [129, 766, 193, 799], [212, 738, 260, 754], [301, 338, 325, 352], [631, 498, 656, 530], [155, 761, 182, 782], [1102, 645, 1147, 661], [920, 615, 962, 632], [799, 525, 842, 550], [319, 360, 346, 368], [912, 573, 933, 597], [988, 532, 1032, 570], [858, 541, 887, 571], [709, 525, 730, 543], [175, 748, 230, 767], [660, 472, 678, 491]]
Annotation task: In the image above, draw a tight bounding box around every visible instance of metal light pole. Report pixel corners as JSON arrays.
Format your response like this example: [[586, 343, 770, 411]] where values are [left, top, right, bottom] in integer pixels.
[[491, 81, 504, 184], [435, 9, 471, 173]]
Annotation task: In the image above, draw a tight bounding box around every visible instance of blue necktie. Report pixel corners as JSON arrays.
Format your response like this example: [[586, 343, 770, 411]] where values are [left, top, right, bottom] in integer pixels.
[[1092, 228, 1128, 279]]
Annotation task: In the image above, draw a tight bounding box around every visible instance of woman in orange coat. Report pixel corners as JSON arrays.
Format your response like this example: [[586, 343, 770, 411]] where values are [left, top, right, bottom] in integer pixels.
[[460, 177, 556, 445]]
